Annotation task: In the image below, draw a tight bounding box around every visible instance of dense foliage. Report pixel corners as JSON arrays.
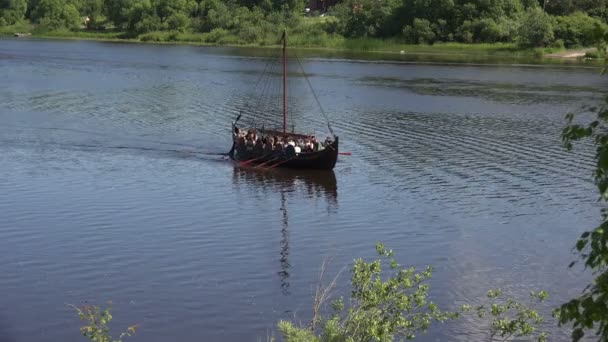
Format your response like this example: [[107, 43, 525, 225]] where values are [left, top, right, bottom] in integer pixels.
[[0, 0, 608, 47]]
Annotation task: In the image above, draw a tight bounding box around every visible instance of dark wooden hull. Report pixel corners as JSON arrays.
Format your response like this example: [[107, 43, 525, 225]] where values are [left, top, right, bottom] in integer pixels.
[[230, 136, 339, 170]]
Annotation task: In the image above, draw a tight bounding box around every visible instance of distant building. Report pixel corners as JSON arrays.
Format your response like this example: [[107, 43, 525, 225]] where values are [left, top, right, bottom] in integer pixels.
[[307, 0, 340, 12]]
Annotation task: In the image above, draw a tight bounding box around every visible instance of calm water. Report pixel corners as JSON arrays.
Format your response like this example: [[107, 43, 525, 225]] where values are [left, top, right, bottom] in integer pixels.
[[0, 38, 604, 341]]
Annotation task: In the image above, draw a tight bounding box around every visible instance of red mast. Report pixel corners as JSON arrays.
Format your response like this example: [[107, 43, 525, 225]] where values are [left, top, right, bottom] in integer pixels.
[[282, 29, 287, 134]]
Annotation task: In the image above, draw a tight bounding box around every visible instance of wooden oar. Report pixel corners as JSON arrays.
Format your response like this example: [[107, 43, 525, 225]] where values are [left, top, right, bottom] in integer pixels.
[[238, 154, 270, 167], [254, 157, 280, 168], [339, 152, 352, 156], [266, 157, 295, 169]]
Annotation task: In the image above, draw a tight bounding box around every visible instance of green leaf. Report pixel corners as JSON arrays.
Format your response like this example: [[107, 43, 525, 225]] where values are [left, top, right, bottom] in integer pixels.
[[576, 239, 587, 251]]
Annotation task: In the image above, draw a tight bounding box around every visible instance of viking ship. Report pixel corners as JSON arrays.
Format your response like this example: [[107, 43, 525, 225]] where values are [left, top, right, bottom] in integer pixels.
[[229, 30, 339, 170]]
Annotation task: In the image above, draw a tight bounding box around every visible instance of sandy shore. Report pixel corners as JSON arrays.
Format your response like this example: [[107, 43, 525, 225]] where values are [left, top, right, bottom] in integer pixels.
[[545, 48, 595, 58]]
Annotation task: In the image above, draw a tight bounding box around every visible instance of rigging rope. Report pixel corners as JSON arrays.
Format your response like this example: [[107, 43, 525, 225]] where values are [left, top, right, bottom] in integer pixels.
[[294, 54, 335, 137], [245, 49, 281, 127], [259, 57, 281, 127], [241, 45, 335, 138], [251, 55, 278, 127]]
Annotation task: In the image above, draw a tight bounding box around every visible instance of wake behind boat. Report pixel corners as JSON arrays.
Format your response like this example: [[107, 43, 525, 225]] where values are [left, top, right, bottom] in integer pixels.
[[229, 30, 339, 170]]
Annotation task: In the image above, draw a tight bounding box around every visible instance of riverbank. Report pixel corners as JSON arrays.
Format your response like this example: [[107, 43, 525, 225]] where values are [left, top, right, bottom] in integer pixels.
[[0, 22, 600, 64]]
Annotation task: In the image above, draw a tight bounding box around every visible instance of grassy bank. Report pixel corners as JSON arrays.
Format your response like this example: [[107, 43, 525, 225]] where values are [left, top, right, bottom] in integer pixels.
[[0, 22, 591, 63]]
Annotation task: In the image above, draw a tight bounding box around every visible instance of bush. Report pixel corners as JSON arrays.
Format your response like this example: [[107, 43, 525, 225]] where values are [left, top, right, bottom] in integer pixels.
[[554, 12, 605, 48], [433, 19, 451, 42], [456, 20, 474, 43], [403, 18, 436, 44], [551, 38, 565, 49], [278, 243, 456, 342], [584, 50, 600, 58], [132, 15, 161, 34], [70, 302, 137, 342], [139, 31, 175, 42], [473, 18, 502, 42], [517, 8, 554, 47], [237, 24, 262, 43], [174, 32, 205, 43], [333, 0, 400, 37], [464, 289, 549, 341], [320, 17, 339, 34], [205, 27, 229, 43], [288, 22, 335, 46], [276, 243, 550, 342], [167, 12, 190, 32]]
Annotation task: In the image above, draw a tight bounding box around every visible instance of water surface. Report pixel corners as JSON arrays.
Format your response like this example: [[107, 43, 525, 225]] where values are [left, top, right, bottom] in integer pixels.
[[0, 38, 603, 341]]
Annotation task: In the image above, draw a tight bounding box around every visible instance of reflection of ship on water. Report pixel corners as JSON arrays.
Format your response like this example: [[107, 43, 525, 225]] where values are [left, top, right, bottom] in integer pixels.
[[231, 168, 338, 208], [279, 191, 290, 294], [231, 167, 338, 294]]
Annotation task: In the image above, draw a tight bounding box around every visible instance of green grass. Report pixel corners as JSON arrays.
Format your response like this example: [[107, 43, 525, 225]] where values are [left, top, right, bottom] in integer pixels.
[[0, 21, 34, 36], [37, 28, 125, 40], [285, 36, 545, 58]]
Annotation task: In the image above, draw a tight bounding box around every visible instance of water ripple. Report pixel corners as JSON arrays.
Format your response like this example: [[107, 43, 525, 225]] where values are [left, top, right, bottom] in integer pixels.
[[0, 38, 603, 342]]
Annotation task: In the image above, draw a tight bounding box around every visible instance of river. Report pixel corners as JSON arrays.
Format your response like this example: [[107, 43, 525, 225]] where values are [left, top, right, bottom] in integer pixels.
[[0, 38, 603, 341]]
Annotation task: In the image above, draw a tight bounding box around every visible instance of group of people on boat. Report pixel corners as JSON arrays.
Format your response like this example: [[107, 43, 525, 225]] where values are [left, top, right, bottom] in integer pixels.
[[232, 127, 331, 159]]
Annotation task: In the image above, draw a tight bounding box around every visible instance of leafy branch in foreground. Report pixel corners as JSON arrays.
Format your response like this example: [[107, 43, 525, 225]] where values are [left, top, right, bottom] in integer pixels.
[[462, 289, 549, 342], [559, 94, 608, 341], [278, 242, 457, 342], [69, 302, 137, 342], [277, 243, 550, 342]]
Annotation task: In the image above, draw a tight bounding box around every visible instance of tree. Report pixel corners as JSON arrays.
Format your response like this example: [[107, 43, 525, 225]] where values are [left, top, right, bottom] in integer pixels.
[[105, 0, 138, 28], [126, 0, 159, 33], [403, 18, 436, 44], [517, 7, 555, 46], [194, 0, 230, 31], [72, 0, 104, 27], [166, 11, 189, 31], [573, 0, 607, 20], [32, 0, 80, 29], [332, 0, 401, 37], [0, 0, 28, 25], [152, 0, 196, 24]]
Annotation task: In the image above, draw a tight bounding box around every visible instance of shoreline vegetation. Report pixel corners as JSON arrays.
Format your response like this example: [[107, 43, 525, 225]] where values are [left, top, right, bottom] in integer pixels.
[[1, 0, 607, 64], [0, 21, 604, 64], [0, 23, 600, 64]]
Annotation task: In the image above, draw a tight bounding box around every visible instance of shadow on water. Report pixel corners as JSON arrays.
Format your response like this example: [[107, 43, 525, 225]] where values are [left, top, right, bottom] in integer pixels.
[[231, 167, 338, 294]]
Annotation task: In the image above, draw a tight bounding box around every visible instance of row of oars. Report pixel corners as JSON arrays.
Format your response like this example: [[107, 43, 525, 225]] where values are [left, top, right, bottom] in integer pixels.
[[238, 154, 294, 169], [236, 151, 351, 169]]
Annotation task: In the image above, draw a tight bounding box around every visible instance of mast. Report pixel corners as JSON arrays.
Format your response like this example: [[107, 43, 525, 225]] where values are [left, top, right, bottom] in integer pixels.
[[282, 29, 287, 134]]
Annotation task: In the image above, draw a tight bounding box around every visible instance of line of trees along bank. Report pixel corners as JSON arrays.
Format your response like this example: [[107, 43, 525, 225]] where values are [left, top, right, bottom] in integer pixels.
[[0, 0, 608, 49]]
